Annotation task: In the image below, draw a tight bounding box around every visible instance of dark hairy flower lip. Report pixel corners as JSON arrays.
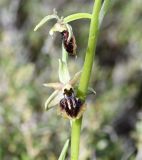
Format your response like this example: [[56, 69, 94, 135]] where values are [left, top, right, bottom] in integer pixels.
[[58, 101, 86, 120], [61, 30, 77, 56], [58, 87, 85, 119]]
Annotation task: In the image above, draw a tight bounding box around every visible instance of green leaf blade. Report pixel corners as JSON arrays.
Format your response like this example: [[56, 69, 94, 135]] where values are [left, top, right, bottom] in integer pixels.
[[99, 0, 112, 26], [58, 139, 70, 160]]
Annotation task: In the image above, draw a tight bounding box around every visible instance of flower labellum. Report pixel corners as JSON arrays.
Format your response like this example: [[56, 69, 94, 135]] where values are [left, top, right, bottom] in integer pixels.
[[59, 86, 86, 119], [61, 30, 77, 56]]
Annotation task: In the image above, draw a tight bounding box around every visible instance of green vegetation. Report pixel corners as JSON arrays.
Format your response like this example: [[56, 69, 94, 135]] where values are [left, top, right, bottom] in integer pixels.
[[0, 0, 142, 159]]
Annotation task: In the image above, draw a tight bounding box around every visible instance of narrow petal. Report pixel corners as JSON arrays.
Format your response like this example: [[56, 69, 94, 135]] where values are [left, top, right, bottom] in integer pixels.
[[43, 83, 62, 90], [69, 70, 82, 86], [66, 24, 73, 43]]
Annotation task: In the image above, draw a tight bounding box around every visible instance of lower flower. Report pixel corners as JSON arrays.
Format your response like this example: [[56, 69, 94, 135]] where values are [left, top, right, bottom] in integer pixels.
[[44, 71, 87, 120]]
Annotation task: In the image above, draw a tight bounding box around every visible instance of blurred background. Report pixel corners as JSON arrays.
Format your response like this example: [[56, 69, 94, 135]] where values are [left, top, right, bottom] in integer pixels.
[[0, 0, 142, 159]]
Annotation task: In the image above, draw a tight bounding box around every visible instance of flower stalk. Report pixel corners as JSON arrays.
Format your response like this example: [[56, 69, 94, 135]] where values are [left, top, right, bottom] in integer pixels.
[[71, 0, 102, 160]]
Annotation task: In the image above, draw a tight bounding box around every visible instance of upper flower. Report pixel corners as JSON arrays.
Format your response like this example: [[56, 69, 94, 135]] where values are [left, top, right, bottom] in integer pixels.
[[34, 10, 77, 56]]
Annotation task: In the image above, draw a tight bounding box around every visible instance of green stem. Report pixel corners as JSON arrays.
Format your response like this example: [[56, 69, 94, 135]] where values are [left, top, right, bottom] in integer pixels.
[[78, 0, 102, 98], [71, 0, 102, 160], [71, 117, 82, 160]]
